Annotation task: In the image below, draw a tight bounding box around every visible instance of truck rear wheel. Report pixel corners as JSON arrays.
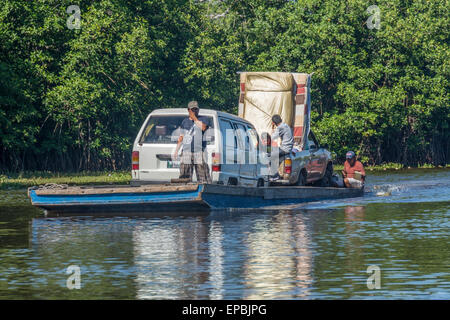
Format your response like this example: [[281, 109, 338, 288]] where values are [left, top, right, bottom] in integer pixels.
[[317, 163, 333, 187], [228, 177, 238, 186], [296, 170, 306, 186]]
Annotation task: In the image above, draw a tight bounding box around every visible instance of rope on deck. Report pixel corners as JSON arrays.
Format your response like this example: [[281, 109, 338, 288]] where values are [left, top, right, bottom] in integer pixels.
[[29, 183, 69, 190]]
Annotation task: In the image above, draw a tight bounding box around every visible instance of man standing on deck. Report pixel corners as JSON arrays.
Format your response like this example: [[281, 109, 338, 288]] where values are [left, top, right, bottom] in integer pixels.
[[172, 101, 212, 183], [269, 114, 294, 181], [342, 151, 365, 188]]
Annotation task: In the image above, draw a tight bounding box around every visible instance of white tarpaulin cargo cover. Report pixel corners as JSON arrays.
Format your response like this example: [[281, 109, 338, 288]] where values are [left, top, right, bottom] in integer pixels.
[[239, 71, 311, 150], [240, 72, 294, 138]]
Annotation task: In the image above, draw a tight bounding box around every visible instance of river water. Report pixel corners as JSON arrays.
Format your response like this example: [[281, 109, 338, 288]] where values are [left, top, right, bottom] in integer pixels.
[[0, 169, 448, 299]]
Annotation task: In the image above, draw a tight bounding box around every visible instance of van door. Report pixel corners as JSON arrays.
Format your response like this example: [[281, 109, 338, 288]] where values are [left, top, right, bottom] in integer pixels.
[[218, 118, 240, 184], [137, 114, 215, 182], [136, 114, 185, 182], [247, 125, 262, 182], [234, 122, 256, 186]]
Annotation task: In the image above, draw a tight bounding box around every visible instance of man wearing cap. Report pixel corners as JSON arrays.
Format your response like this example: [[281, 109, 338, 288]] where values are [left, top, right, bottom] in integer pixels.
[[173, 101, 212, 183], [342, 151, 365, 188]]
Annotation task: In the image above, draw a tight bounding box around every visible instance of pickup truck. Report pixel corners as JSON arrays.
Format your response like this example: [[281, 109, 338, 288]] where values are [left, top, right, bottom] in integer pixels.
[[269, 130, 334, 186], [239, 71, 334, 187]]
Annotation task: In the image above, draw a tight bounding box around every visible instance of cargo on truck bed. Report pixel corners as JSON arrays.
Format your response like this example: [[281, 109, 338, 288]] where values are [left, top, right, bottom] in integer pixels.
[[238, 72, 333, 187]]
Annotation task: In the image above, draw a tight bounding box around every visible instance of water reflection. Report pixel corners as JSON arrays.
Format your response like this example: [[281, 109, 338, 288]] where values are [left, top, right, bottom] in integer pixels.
[[343, 206, 367, 294], [133, 217, 211, 299], [208, 222, 224, 299], [28, 217, 138, 299], [1, 172, 449, 300], [130, 210, 319, 299], [344, 206, 365, 222], [243, 211, 313, 299]]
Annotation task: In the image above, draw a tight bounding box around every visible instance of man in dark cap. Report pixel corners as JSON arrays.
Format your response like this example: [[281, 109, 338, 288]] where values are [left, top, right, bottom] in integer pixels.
[[173, 101, 212, 183], [342, 151, 365, 188]]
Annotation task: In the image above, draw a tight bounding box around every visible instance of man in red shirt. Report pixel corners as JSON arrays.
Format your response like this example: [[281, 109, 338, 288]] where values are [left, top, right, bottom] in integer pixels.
[[342, 151, 365, 188]]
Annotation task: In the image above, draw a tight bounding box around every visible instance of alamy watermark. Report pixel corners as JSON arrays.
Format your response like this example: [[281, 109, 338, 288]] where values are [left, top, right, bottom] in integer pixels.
[[366, 5, 381, 30], [168, 127, 276, 176], [66, 265, 81, 289], [366, 265, 381, 289], [66, 5, 81, 30]]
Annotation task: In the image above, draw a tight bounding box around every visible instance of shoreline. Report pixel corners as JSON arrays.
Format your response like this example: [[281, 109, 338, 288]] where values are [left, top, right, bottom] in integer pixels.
[[0, 171, 131, 190], [333, 163, 450, 172], [1, 165, 449, 190]]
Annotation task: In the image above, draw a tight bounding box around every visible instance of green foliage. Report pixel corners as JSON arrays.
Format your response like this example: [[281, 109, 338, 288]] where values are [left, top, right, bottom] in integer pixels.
[[0, 0, 448, 171]]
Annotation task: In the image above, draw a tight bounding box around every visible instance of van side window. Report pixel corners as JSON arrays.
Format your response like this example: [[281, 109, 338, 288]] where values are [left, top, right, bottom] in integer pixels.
[[140, 115, 214, 144], [139, 115, 186, 144], [235, 123, 249, 151], [219, 119, 235, 148], [247, 126, 259, 164], [234, 123, 251, 165], [219, 118, 236, 164], [246, 126, 259, 151]]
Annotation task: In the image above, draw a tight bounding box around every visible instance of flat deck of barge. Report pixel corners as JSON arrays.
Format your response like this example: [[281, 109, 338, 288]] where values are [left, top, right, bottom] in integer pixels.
[[28, 183, 364, 214]]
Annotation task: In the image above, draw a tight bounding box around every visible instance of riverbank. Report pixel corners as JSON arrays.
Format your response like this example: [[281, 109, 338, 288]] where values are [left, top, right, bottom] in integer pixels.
[[333, 163, 450, 172], [0, 171, 131, 190], [1, 165, 449, 190]]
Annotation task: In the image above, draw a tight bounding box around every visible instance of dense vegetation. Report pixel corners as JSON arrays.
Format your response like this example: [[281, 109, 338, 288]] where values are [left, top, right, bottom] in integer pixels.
[[1, 0, 448, 172]]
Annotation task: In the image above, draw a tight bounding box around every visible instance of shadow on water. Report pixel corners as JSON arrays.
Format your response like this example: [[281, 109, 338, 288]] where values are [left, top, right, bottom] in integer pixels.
[[0, 169, 449, 299], [43, 210, 210, 219]]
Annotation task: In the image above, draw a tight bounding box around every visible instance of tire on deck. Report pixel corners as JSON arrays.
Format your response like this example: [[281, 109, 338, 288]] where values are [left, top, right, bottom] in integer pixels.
[[315, 162, 333, 187], [296, 169, 307, 186]]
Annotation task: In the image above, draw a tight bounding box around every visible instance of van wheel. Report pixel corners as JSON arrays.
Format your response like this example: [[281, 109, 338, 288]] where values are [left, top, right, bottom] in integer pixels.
[[296, 170, 306, 186], [257, 178, 265, 187], [227, 178, 238, 186]]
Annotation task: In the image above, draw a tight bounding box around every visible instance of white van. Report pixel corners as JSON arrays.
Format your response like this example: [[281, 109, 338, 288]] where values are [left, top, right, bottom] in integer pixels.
[[131, 108, 267, 187]]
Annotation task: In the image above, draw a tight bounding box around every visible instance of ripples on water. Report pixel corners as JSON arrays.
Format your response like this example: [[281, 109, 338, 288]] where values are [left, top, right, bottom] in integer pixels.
[[0, 169, 449, 299]]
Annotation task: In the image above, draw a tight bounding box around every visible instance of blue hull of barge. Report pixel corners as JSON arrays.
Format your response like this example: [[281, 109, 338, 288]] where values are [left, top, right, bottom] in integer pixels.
[[202, 193, 330, 209], [29, 184, 364, 214], [29, 189, 202, 206], [28, 185, 208, 213]]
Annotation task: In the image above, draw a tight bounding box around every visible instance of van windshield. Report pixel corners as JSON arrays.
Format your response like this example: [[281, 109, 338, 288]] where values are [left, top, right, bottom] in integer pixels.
[[139, 115, 215, 144]]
